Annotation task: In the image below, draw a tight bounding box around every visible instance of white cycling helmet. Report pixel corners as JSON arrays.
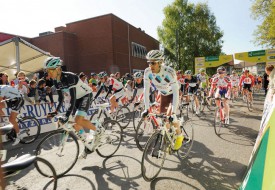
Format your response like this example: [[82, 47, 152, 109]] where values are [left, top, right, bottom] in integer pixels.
[[44, 57, 62, 69], [133, 72, 143, 79], [184, 70, 192, 75], [146, 50, 164, 61]]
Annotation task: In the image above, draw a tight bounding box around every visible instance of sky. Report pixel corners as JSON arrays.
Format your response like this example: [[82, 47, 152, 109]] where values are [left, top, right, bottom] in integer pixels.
[[0, 0, 262, 55]]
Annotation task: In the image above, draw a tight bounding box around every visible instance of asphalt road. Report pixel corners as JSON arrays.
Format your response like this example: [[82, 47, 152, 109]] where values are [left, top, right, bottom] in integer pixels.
[[3, 93, 265, 190]]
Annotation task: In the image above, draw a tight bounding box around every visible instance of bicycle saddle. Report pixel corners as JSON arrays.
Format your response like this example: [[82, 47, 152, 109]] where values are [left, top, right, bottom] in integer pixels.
[[2, 154, 36, 173], [0, 124, 14, 135]]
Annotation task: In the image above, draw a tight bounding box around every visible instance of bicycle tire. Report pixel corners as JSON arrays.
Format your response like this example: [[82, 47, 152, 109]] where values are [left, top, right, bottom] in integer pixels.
[[19, 116, 41, 144], [35, 157, 58, 190], [96, 120, 122, 158], [141, 131, 167, 182], [177, 120, 194, 160], [135, 118, 156, 151], [214, 108, 222, 135], [35, 130, 79, 177], [132, 107, 144, 132], [90, 109, 109, 124], [115, 106, 131, 129]]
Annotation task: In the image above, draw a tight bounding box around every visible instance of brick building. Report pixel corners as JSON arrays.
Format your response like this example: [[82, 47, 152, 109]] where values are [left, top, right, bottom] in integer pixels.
[[1, 14, 159, 75]]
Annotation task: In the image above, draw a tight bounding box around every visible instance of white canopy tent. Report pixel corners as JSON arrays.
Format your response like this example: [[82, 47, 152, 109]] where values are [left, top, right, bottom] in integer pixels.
[[0, 37, 51, 80]]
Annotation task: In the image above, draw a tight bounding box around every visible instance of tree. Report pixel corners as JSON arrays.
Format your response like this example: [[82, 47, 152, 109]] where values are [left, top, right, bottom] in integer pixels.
[[158, 0, 223, 72], [251, 0, 275, 47]]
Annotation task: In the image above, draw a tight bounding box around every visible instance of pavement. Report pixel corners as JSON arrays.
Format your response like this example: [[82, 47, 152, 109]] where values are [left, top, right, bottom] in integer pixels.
[[3, 92, 265, 190]]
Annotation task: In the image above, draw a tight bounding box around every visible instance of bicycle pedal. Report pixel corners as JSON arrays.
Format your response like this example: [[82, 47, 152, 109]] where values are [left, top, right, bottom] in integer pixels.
[[84, 147, 94, 154]]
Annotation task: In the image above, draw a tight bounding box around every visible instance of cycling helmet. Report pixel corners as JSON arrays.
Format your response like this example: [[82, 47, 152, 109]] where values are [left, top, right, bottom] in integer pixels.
[[44, 57, 62, 69], [199, 68, 206, 73], [133, 72, 143, 79], [217, 66, 226, 73], [91, 72, 96, 77], [184, 70, 192, 75], [146, 50, 164, 61], [98, 71, 106, 78], [232, 70, 236, 74]]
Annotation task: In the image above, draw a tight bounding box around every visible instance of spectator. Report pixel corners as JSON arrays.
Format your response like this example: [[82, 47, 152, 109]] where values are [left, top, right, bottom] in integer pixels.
[[0, 73, 9, 85], [265, 65, 275, 95], [28, 80, 37, 97], [17, 71, 30, 85], [35, 79, 54, 106], [15, 78, 34, 104]]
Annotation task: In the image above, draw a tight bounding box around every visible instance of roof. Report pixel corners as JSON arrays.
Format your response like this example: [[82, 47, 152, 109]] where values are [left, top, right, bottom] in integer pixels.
[[0, 37, 51, 80]]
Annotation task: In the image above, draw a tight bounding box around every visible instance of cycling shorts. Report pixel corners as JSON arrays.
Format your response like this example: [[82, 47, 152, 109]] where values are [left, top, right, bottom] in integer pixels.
[[214, 88, 230, 99], [188, 87, 198, 95], [5, 97, 25, 113], [159, 94, 173, 113], [243, 84, 252, 92], [74, 93, 93, 117]]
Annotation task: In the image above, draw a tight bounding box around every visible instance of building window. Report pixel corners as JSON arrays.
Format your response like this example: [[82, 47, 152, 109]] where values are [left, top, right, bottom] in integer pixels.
[[132, 42, 147, 59]]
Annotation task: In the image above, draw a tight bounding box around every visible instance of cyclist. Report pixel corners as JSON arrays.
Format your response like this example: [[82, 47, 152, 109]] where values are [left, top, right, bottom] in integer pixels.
[[177, 70, 186, 98], [0, 85, 25, 145], [239, 70, 254, 104], [44, 57, 99, 158], [94, 71, 125, 114], [197, 68, 209, 101], [230, 70, 240, 99], [129, 72, 144, 103], [208, 66, 231, 124], [142, 50, 183, 150], [184, 70, 200, 115]]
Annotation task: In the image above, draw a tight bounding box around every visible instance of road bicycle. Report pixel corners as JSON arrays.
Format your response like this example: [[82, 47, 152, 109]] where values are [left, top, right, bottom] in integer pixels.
[[231, 86, 239, 103], [196, 89, 216, 112], [243, 89, 253, 111], [213, 97, 229, 135], [0, 125, 57, 190], [35, 115, 122, 177], [140, 113, 194, 182], [90, 99, 131, 129], [0, 113, 41, 144]]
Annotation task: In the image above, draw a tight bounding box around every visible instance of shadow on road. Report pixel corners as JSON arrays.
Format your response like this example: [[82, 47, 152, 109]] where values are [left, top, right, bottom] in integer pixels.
[[179, 141, 246, 190], [151, 177, 200, 190], [83, 154, 142, 190]]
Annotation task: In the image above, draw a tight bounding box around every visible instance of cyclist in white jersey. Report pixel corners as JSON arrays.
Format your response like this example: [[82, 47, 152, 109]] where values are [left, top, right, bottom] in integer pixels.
[[94, 72, 125, 114], [230, 70, 240, 88], [142, 50, 183, 150], [0, 85, 25, 145]]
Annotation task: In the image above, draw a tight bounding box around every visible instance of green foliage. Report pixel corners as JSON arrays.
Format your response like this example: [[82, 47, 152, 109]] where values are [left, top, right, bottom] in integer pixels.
[[251, 0, 275, 47], [158, 0, 223, 72]]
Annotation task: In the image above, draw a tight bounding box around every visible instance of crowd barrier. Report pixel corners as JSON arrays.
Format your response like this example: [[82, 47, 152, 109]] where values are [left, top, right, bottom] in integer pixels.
[[239, 90, 275, 189]]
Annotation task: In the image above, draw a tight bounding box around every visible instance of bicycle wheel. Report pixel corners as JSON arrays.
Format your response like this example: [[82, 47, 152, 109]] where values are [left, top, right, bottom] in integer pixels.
[[115, 106, 131, 129], [34, 157, 58, 190], [19, 116, 41, 144], [141, 131, 167, 182], [96, 120, 122, 158], [214, 108, 223, 135], [197, 93, 205, 112], [35, 130, 79, 177], [90, 109, 109, 123], [133, 106, 144, 132], [177, 120, 194, 160], [135, 117, 156, 151], [247, 96, 253, 111]]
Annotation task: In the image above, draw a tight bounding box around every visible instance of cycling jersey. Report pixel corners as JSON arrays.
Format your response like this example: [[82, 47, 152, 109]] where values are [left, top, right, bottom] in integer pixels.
[[144, 65, 179, 112], [197, 74, 208, 88], [230, 75, 240, 87], [184, 76, 198, 88], [239, 75, 254, 86], [53, 71, 92, 117], [0, 85, 22, 99], [0, 85, 24, 112], [209, 76, 231, 99]]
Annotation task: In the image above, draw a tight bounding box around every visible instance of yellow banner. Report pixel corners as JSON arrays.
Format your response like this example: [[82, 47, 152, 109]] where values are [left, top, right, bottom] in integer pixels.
[[235, 49, 275, 64], [195, 55, 233, 73]]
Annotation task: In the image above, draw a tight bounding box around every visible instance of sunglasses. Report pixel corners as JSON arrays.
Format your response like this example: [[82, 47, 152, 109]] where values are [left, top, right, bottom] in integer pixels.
[[147, 61, 158, 65], [218, 71, 225, 74]]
